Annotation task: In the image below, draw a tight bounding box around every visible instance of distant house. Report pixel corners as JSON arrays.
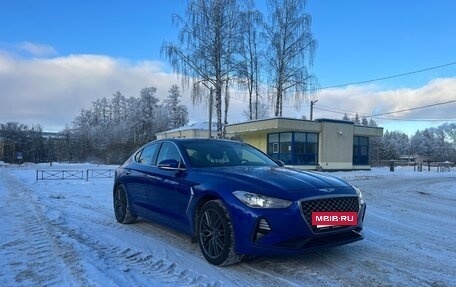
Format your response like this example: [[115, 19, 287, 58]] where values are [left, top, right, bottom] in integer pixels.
[[156, 122, 220, 139], [156, 117, 383, 171]]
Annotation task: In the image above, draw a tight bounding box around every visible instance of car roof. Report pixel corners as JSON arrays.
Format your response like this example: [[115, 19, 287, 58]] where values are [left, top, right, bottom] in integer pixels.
[[154, 138, 240, 144]]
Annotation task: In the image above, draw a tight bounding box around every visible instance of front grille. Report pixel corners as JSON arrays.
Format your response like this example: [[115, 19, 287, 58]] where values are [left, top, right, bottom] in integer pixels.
[[300, 196, 360, 233]]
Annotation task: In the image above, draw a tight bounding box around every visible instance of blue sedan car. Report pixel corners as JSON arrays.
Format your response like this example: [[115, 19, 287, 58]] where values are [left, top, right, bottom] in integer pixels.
[[113, 138, 366, 265]]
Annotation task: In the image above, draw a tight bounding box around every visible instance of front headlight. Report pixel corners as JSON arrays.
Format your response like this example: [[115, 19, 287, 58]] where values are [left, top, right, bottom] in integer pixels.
[[233, 191, 292, 208], [353, 186, 364, 205]]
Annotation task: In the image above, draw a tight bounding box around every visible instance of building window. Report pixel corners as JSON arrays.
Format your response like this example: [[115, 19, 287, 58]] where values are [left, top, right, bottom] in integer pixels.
[[294, 132, 318, 165], [267, 132, 318, 165], [353, 136, 369, 165], [279, 132, 292, 164], [272, 143, 279, 153], [268, 134, 279, 155]]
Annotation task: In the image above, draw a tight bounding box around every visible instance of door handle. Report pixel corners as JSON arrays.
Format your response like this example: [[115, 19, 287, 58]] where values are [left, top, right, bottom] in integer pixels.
[[146, 174, 157, 181]]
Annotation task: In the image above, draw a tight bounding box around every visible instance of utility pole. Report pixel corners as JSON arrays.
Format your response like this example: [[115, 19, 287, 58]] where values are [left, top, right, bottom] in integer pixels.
[[310, 99, 318, 120]]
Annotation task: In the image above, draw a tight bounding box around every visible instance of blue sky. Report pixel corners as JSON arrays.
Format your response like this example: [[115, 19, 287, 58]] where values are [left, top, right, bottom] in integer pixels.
[[1, 0, 456, 134]]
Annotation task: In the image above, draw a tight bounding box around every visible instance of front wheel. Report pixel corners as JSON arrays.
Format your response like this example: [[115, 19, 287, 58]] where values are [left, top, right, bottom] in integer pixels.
[[197, 200, 241, 266], [113, 184, 137, 224]]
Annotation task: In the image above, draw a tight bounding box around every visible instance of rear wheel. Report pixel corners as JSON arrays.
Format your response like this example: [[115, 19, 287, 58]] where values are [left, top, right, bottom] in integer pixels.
[[113, 184, 137, 224], [197, 200, 241, 266]]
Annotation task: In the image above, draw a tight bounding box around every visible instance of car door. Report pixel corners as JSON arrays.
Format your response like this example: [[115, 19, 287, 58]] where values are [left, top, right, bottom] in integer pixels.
[[123, 143, 160, 215], [145, 142, 193, 231]]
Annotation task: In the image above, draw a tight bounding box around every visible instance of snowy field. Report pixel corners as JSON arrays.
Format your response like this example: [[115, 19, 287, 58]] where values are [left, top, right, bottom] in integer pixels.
[[0, 163, 455, 287]]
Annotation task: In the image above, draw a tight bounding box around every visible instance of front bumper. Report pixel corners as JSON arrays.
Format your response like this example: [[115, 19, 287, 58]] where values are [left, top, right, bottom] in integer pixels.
[[230, 196, 366, 256]]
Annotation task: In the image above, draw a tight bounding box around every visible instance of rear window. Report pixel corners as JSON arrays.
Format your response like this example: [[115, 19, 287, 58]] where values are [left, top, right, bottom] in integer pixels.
[[136, 143, 159, 165]]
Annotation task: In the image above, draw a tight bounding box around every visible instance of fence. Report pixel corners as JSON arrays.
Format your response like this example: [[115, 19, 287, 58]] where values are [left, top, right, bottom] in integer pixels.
[[86, 169, 116, 181], [376, 160, 454, 173], [36, 170, 85, 181], [36, 169, 116, 181]]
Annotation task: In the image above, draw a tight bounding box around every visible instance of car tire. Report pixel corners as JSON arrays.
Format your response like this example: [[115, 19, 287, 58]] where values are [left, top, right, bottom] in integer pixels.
[[113, 184, 137, 224], [197, 200, 241, 266]]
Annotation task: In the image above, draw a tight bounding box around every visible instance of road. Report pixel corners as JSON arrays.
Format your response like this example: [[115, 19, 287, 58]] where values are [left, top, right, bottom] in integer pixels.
[[0, 165, 455, 286]]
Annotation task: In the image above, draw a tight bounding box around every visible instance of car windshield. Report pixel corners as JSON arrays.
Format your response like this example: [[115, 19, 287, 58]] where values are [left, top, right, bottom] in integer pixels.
[[181, 140, 278, 168]]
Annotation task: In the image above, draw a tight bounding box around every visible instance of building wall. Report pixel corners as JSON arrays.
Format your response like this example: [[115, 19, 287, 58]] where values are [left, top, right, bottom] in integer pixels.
[[319, 121, 354, 170], [240, 132, 268, 152], [354, 125, 384, 137]]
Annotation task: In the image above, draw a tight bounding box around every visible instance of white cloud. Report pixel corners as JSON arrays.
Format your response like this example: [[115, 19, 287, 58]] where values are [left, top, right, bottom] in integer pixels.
[[0, 53, 216, 131], [309, 79, 456, 134], [0, 51, 455, 134], [17, 42, 58, 57]]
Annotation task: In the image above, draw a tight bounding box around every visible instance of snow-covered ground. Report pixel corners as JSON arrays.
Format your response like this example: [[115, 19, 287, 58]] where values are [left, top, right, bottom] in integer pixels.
[[1, 163, 455, 287]]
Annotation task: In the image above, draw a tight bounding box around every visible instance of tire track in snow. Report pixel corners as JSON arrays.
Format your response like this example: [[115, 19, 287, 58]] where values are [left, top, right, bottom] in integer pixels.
[[31, 182, 224, 285], [40, 185, 308, 287], [2, 168, 224, 286], [41, 221, 223, 287], [0, 168, 86, 287]]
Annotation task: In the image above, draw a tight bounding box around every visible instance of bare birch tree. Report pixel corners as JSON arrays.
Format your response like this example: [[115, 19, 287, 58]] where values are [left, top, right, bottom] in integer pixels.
[[238, 0, 263, 120], [161, 0, 242, 138], [263, 0, 317, 117]]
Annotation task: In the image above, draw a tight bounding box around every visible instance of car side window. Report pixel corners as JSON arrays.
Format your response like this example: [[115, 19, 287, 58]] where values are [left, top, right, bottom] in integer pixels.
[[240, 149, 268, 165], [137, 143, 159, 165], [156, 142, 182, 165]]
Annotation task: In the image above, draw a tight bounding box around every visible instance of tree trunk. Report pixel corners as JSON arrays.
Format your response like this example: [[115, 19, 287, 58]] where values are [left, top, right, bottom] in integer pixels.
[[223, 81, 230, 138], [215, 82, 223, 139]]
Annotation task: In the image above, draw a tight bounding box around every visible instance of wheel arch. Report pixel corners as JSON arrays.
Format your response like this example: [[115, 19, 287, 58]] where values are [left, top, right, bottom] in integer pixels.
[[112, 180, 122, 196], [192, 194, 220, 236], [195, 197, 242, 265], [113, 181, 137, 224]]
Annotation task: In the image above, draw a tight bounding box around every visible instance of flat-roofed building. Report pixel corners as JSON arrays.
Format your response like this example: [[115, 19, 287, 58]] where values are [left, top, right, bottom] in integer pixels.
[[225, 118, 383, 171]]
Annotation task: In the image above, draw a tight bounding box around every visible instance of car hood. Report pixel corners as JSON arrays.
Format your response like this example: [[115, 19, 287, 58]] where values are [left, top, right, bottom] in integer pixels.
[[194, 166, 356, 199]]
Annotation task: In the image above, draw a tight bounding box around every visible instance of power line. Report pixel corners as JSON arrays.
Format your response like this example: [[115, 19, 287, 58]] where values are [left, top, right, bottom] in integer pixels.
[[227, 61, 456, 120], [315, 104, 367, 116], [226, 61, 456, 98], [370, 100, 456, 116], [315, 100, 456, 122], [315, 61, 456, 90], [314, 106, 354, 116], [370, 116, 456, 122], [315, 107, 456, 122]]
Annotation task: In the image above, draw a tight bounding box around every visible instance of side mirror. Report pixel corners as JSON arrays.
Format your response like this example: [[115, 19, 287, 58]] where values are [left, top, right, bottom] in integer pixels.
[[158, 159, 186, 171]]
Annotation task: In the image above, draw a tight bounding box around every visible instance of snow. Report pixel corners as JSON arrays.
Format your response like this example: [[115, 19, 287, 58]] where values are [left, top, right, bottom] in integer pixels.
[[164, 121, 217, 133], [1, 163, 455, 287]]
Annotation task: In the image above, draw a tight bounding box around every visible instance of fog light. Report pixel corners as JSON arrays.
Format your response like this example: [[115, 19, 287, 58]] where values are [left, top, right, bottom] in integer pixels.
[[258, 219, 271, 232], [254, 219, 271, 241]]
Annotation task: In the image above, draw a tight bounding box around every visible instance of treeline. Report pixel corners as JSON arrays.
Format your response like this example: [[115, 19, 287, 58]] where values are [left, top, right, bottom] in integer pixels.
[[2, 118, 456, 165], [0, 122, 47, 163], [0, 85, 188, 164], [2, 105, 456, 164], [371, 123, 456, 162], [341, 114, 456, 163], [69, 85, 188, 163]]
